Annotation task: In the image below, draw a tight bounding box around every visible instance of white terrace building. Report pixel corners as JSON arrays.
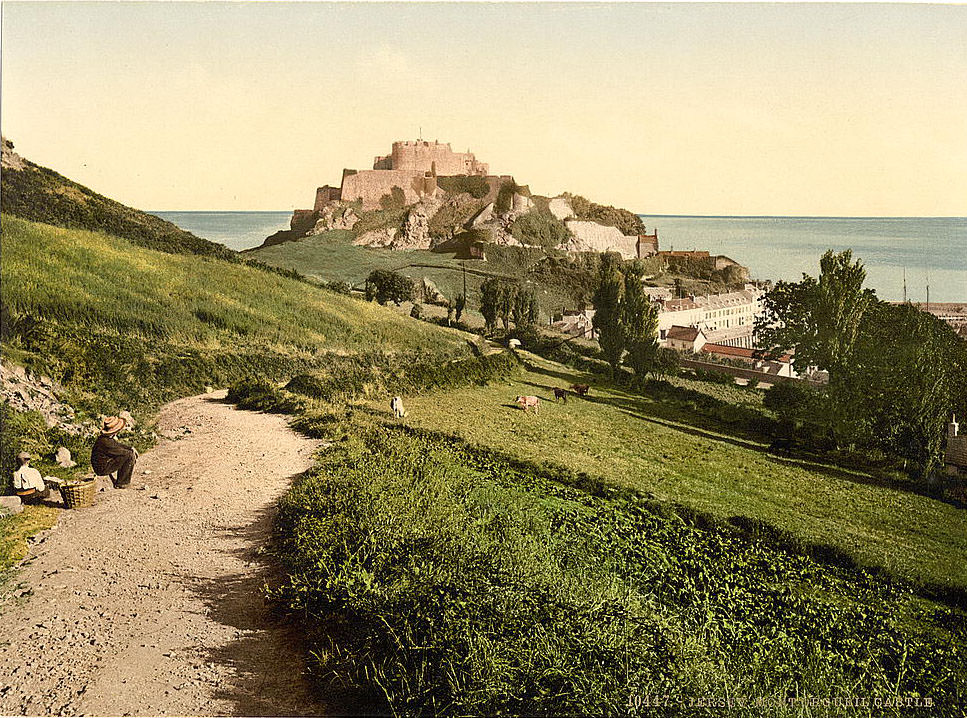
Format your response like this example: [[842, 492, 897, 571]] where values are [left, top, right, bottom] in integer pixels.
[[656, 287, 764, 349]]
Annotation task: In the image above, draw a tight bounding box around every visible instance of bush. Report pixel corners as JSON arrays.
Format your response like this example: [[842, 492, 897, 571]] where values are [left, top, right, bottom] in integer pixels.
[[510, 210, 570, 249], [436, 175, 492, 199], [366, 270, 415, 306]]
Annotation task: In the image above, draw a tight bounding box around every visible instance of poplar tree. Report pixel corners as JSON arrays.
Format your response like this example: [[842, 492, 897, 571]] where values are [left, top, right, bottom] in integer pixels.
[[621, 263, 659, 384], [592, 253, 626, 374]]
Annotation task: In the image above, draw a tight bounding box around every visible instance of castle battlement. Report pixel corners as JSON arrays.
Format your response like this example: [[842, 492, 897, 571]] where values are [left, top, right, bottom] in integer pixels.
[[372, 139, 489, 176]]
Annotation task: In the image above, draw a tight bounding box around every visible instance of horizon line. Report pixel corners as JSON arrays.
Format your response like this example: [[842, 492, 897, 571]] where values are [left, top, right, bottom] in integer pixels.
[[150, 209, 967, 220]]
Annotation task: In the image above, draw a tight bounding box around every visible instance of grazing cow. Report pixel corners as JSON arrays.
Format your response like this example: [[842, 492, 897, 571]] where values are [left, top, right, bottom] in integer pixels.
[[553, 387, 568, 403], [570, 383, 590, 397], [390, 396, 407, 419], [516, 395, 540, 413]]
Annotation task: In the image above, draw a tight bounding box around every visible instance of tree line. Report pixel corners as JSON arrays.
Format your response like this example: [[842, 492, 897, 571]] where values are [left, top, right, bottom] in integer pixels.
[[756, 249, 967, 479], [591, 253, 677, 384]]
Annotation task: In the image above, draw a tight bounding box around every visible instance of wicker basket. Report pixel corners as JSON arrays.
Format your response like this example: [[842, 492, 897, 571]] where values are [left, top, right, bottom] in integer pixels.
[[61, 479, 96, 509]]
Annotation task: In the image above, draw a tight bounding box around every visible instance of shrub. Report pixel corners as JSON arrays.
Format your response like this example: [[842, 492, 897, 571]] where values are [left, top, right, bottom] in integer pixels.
[[366, 270, 414, 306], [509, 210, 570, 249], [436, 175, 491, 199]]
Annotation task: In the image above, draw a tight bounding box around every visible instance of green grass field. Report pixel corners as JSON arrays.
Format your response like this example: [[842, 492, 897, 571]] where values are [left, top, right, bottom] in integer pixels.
[[248, 230, 583, 317], [257, 357, 967, 714], [364, 353, 967, 597]]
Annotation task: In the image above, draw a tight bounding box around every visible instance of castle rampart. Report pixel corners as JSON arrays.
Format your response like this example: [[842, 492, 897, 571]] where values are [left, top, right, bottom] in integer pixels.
[[374, 140, 488, 176], [341, 169, 437, 210]]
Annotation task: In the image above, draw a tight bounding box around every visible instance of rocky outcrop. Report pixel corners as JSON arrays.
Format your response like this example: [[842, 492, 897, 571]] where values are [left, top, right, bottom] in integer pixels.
[[311, 204, 359, 234], [548, 196, 573, 221], [396, 205, 432, 250], [420, 277, 448, 305], [563, 220, 638, 259], [0, 362, 92, 435], [1, 136, 25, 171], [353, 227, 398, 248]]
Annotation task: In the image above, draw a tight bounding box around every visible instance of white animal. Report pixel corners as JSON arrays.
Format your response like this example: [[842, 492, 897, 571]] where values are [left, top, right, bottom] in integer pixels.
[[516, 395, 540, 413], [391, 396, 407, 419]]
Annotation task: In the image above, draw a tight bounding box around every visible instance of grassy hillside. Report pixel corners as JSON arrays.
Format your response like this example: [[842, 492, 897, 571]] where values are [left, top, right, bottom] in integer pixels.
[[248, 230, 602, 317], [379, 354, 967, 596], [1, 142, 233, 259], [228, 356, 967, 714], [0, 214, 470, 569], [1, 216, 467, 410]]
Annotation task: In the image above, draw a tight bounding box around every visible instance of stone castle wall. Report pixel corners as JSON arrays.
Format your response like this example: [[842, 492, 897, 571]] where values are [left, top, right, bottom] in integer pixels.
[[375, 140, 488, 176], [313, 185, 342, 211], [340, 169, 435, 210]]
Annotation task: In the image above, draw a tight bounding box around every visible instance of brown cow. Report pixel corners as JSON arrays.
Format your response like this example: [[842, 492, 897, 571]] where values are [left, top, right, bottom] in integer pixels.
[[553, 387, 568, 403], [570, 383, 590, 397], [516, 395, 540, 413]]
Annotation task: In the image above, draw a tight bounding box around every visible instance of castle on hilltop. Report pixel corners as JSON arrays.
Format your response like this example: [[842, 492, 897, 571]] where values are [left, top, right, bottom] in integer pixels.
[[311, 139, 497, 212], [373, 140, 489, 175]]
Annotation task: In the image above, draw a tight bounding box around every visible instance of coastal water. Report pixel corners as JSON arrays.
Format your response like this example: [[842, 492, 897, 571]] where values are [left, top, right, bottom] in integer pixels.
[[154, 211, 966, 303], [640, 216, 966, 303], [151, 211, 291, 252]]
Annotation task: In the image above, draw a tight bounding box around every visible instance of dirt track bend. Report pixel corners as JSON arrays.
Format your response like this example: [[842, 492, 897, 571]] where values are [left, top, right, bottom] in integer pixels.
[[0, 390, 329, 716]]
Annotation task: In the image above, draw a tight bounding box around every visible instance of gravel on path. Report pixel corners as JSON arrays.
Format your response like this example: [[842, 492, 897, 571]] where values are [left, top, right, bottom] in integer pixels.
[[0, 390, 330, 716]]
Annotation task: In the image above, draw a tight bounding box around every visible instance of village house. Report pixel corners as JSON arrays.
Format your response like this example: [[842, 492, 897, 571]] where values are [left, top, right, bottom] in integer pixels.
[[700, 343, 796, 377], [665, 325, 709, 353], [656, 286, 764, 349], [549, 308, 596, 339], [664, 325, 796, 376]]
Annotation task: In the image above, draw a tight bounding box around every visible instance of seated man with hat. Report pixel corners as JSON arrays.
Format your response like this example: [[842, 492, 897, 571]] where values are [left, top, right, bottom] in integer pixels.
[[91, 415, 139, 489], [12, 452, 51, 503]]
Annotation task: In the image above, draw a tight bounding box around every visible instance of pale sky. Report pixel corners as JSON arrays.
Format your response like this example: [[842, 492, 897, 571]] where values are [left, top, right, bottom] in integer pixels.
[[2, 2, 966, 215]]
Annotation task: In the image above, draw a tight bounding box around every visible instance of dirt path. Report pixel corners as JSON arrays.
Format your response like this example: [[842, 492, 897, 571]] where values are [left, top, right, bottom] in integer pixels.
[[0, 390, 330, 716]]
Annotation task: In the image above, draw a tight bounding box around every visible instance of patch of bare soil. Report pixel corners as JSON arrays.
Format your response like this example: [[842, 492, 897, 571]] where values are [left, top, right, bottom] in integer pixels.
[[0, 390, 330, 716]]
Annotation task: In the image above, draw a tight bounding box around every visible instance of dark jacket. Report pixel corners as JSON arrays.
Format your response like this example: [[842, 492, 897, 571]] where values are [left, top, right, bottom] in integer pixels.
[[91, 434, 135, 474]]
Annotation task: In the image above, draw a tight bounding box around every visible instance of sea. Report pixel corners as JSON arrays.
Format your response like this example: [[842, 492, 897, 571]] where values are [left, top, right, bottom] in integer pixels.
[[152, 211, 967, 303]]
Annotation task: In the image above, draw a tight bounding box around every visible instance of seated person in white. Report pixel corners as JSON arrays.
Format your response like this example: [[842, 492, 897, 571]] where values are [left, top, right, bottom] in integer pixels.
[[12, 452, 50, 503]]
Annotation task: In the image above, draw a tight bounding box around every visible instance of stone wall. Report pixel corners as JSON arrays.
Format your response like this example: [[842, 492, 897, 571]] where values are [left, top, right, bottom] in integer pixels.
[[313, 185, 342, 211], [383, 140, 488, 175], [340, 170, 434, 210]]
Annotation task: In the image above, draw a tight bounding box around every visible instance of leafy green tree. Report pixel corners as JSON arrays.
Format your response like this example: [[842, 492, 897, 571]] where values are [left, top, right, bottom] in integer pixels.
[[592, 253, 625, 374], [497, 282, 515, 332], [366, 270, 414, 306], [479, 278, 501, 332], [756, 250, 875, 377], [621, 264, 659, 384], [512, 285, 540, 328], [851, 302, 967, 478]]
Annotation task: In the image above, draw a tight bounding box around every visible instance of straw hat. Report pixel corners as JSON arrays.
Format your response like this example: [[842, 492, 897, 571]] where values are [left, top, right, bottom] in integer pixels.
[[101, 415, 126, 435], [16, 451, 31, 462]]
